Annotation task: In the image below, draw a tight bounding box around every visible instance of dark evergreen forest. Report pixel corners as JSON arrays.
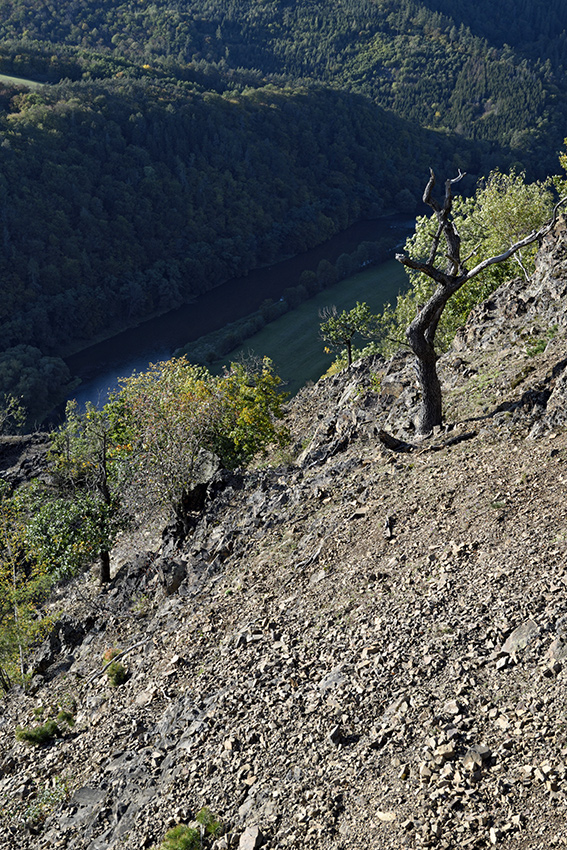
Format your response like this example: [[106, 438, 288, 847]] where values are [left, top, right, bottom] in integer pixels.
[[0, 0, 565, 419]]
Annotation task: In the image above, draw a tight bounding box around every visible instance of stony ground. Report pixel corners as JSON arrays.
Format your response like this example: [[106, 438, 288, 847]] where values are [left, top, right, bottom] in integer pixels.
[[2, 225, 567, 850]]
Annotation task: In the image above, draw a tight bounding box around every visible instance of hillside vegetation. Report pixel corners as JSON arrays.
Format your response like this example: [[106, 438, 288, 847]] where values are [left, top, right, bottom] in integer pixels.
[[1, 0, 566, 416], [0, 0, 565, 169]]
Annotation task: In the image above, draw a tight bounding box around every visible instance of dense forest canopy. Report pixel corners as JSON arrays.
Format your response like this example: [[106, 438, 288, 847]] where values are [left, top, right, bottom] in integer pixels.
[[0, 0, 565, 420], [0, 0, 564, 170]]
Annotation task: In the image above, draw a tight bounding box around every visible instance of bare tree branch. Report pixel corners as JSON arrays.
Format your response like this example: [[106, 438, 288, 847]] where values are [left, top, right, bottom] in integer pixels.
[[463, 201, 566, 281], [462, 241, 482, 265], [394, 253, 451, 285]]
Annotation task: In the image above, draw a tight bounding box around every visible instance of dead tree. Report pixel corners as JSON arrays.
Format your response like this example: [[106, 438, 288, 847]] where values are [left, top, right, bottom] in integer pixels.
[[396, 170, 565, 435]]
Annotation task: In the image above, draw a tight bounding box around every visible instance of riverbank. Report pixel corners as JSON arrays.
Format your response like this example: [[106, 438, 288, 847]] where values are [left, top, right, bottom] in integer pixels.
[[63, 215, 414, 409], [205, 260, 408, 397]]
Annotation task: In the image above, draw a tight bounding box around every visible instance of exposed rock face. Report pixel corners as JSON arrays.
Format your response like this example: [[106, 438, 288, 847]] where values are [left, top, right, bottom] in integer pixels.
[[2, 226, 567, 849], [0, 433, 51, 486]]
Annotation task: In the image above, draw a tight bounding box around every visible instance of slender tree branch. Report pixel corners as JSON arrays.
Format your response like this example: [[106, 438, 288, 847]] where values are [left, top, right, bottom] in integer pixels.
[[422, 168, 437, 208], [462, 241, 482, 265], [549, 196, 567, 228], [426, 220, 445, 267], [462, 206, 565, 281], [394, 253, 453, 286], [512, 250, 531, 281]]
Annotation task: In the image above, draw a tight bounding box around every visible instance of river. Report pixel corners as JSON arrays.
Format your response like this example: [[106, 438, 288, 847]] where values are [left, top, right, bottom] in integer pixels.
[[64, 215, 414, 408]]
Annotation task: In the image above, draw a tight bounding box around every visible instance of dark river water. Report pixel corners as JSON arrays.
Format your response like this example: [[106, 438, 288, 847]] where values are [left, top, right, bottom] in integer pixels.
[[64, 215, 414, 408]]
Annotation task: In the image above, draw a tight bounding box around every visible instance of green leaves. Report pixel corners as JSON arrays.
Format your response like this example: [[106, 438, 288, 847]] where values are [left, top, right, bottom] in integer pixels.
[[117, 358, 225, 510], [117, 356, 288, 512], [48, 398, 133, 583], [319, 301, 377, 366], [386, 169, 556, 353], [213, 359, 289, 468], [0, 484, 52, 691], [0, 393, 25, 435], [158, 808, 222, 850], [23, 489, 120, 581]]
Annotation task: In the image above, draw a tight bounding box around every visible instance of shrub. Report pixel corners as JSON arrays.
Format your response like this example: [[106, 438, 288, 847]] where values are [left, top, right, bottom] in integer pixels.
[[103, 649, 128, 686], [156, 808, 222, 850], [196, 806, 223, 837], [56, 710, 75, 727], [15, 706, 75, 746], [16, 719, 61, 746], [106, 661, 128, 687], [159, 824, 201, 850]]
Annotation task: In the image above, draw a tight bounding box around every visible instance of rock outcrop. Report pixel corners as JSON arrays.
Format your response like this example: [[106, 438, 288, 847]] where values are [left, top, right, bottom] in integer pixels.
[[0, 433, 51, 486]]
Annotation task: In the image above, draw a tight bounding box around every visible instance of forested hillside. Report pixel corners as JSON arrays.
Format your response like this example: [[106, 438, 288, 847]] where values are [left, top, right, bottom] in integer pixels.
[[0, 79, 463, 421], [0, 0, 565, 419], [1, 0, 565, 172]]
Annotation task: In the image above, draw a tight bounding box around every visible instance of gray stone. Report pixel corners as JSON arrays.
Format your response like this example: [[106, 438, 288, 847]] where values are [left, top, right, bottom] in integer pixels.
[[239, 825, 263, 850], [156, 558, 187, 595], [546, 639, 567, 662], [327, 725, 342, 745], [318, 664, 346, 692], [501, 620, 539, 655], [463, 745, 491, 771], [436, 743, 456, 762]]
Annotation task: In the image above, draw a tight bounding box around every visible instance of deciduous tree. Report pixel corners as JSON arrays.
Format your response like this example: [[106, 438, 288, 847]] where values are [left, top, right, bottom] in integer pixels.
[[393, 169, 556, 353], [117, 356, 288, 525], [319, 302, 376, 366], [49, 400, 128, 583]]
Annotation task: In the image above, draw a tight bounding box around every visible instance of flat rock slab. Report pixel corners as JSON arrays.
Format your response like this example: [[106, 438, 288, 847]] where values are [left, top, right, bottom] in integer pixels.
[[501, 619, 539, 654]]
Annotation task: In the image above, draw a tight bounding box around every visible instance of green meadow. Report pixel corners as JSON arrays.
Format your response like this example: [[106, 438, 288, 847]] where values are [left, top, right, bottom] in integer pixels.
[[0, 73, 44, 89], [212, 259, 409, 396]]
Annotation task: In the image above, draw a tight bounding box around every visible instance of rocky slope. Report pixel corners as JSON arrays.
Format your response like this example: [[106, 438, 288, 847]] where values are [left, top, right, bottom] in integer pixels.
[[2, 224, 567, 850]]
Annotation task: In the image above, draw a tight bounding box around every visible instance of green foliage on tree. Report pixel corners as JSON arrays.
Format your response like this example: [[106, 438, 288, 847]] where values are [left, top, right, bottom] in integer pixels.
[[117, 356, 288, 518], [0, 446, 134, 688], [116, 358, 222, 514], [320, 301, 377, 367], [48, 400, 130, 583], [0, 394, 25, 435], [0, 482, 51, 692], [393, 168, 564, 434], [0, 353, 288, 684], [23, 487, 119, 582], [0, 0, 564, 168], [213, 360, 289, 467], [378, 169, 556, 354]]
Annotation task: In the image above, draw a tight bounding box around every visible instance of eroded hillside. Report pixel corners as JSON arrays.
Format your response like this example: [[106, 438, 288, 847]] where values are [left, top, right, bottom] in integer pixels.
[[2, 225, 567, 849]]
